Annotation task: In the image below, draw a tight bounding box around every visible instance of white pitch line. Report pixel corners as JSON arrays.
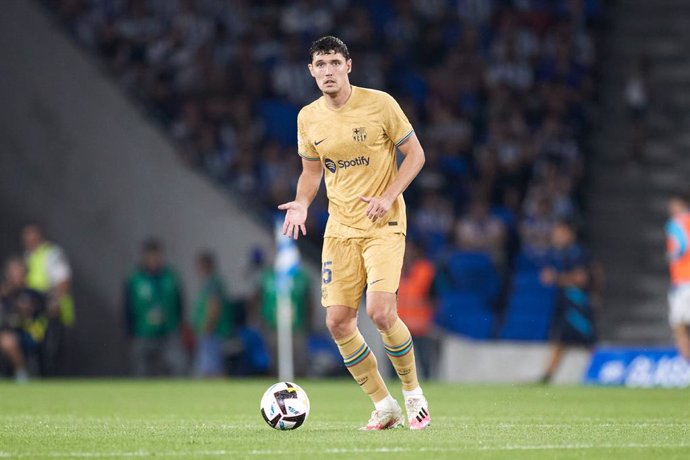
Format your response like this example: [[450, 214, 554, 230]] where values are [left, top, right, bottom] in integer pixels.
[[2, 443, 690, 458], [471, 443, 690, 452]]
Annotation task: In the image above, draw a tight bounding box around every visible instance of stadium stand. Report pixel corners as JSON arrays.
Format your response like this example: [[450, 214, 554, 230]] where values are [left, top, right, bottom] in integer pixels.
[[44, 0, 602, 341]]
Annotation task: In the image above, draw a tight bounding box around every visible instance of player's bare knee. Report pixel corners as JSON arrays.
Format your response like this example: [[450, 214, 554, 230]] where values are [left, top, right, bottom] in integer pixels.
[[326, 314, 355, 340], [325, 316, 342, 337], [368, 308, 397, 331], [326, 321, 352, 340]]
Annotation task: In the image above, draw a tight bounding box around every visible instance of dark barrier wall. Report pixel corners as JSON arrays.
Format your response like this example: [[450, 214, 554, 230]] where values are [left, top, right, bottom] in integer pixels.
[[0, 0, 274, 374]]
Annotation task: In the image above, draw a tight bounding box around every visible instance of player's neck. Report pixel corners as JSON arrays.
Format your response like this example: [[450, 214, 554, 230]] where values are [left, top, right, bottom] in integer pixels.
[[323, 84, 353, 110]]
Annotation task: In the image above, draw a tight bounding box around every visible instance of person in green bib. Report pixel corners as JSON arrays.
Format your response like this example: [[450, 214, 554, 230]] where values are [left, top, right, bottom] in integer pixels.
[[257, 262, 313, 377], [193, 251, 233, 377], [124, 238, 186, 377]]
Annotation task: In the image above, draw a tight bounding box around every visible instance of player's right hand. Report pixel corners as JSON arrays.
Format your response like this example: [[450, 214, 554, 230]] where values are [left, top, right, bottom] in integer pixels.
[[277, 201, 307, 240]]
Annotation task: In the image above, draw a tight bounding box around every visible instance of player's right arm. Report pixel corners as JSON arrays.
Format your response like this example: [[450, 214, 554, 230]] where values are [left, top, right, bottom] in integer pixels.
[[278, 158, 323, 239]]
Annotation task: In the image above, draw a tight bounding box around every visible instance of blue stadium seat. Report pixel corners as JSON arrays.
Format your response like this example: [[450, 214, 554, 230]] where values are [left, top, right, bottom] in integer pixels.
[[498, 312, 554, 341], [444, 251, 500, 303], [307, 334, 345, 376], [435, 291, 495, 340], [498, 273, 557, 341], [513, 250, 551, 273], [259, 99, 299, 147], [511, 272, 548, 296], [400, 70, 428, 105], [420, 231, 448, 259]]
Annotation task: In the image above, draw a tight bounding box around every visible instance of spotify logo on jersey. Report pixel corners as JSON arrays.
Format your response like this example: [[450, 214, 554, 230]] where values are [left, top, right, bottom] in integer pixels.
[[324, 156, 370, 173]]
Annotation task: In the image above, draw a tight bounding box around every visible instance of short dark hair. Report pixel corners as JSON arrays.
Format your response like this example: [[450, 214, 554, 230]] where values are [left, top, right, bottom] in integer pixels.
[[309, 36, 350, 63], [22, 222, 43, 235], [670, 190, 690, 204], [142, 237, 163, 254]]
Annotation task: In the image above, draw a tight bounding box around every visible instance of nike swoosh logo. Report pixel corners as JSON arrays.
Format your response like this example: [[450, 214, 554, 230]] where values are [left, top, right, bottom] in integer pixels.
[[369, 278, 384, 286], [315, 138, 327, 146]]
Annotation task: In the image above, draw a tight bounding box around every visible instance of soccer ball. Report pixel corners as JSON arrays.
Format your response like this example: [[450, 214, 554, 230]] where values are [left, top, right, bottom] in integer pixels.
[[260, 381, 310, 430]]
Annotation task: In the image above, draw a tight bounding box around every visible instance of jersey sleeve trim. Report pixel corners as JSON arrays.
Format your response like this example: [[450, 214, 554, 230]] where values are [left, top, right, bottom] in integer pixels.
[[298, 151, 320, 161], [394, 129, 415, 147]]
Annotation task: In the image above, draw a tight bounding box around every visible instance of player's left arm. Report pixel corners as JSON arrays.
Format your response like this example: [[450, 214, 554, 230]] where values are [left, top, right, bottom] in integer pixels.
[[361, 133, 425, 222]]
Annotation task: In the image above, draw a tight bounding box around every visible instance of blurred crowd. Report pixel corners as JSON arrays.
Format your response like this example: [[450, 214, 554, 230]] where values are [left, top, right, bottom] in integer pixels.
[[49, 0, 601, 262]]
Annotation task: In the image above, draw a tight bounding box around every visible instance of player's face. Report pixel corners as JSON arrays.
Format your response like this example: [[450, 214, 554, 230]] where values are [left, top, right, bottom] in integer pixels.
[[308, 52, 352, 95]]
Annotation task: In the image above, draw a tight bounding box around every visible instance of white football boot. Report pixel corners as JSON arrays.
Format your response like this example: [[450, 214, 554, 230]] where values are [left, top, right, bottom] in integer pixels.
[[361, 401, 405, 430], [405, 395, 431, 430]]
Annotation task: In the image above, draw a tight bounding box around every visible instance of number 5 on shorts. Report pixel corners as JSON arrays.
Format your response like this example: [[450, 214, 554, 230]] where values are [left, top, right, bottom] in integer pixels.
[[322, 261, 333, 284]]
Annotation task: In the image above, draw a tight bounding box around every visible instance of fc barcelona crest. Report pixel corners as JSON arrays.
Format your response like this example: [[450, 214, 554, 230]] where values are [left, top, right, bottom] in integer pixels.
[[352, 127, 367, 142]]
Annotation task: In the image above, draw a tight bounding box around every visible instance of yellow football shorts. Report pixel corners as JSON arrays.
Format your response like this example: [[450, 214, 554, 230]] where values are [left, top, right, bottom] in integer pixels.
[[321, 233, 405, 309]]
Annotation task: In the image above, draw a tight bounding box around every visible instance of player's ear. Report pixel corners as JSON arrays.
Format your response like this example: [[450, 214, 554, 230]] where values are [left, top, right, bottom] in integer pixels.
[[307, 63, 315, 78], [347, 59, 352, 74]]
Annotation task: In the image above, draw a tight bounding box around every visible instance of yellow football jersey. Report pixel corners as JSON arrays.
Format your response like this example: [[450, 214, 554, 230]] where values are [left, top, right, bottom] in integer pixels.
[[297, 86, 414, 238]]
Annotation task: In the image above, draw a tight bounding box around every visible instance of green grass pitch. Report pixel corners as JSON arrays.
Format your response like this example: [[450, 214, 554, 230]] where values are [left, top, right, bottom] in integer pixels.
[[0, 379, 688, 459]]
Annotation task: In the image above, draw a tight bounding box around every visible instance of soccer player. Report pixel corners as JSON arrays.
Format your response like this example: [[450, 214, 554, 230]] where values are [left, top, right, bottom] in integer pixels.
[[665, 192, 690, 360], [279, 36, 430, 430]]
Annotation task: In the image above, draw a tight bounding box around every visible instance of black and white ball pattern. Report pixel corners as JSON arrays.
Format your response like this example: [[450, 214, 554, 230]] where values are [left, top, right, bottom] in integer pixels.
[[260, 382, 310, 430]]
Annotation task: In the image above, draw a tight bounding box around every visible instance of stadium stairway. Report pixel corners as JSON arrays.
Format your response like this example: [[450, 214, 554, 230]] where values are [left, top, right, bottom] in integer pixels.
[[587, 0, 690, 344]]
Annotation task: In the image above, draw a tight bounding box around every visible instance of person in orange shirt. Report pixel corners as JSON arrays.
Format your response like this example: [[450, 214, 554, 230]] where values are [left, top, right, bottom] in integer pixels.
[[397, 241, 436, 379], [666, 192, 690, 360]]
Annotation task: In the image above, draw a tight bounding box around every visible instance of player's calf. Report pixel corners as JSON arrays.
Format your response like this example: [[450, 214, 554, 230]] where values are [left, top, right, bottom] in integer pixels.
[[334, 328, 391, 404]]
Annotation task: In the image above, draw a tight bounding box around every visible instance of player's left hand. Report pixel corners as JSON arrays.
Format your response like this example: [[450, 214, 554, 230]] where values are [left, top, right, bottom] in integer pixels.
[[360, 195, 393, 222]]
